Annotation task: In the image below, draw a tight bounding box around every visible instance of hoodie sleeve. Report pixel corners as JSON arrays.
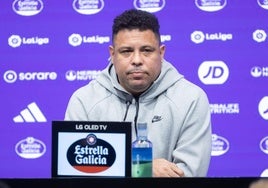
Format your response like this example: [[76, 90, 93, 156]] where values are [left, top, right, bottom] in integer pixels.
[[64, 90, 89, 121], [173, 88, 212, 177]]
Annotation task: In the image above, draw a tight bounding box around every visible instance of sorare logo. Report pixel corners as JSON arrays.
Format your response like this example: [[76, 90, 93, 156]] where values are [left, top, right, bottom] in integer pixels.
[[67, 133, 116, 173]]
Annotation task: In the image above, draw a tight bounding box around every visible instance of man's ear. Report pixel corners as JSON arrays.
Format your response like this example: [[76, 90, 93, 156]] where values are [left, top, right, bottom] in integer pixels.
[[160, 44, 166, 59], [109, 45, 115, 64]]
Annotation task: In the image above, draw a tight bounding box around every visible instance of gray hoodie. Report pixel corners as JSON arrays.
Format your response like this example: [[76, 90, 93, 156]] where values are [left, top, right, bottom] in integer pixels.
[[65, 59, 212, 177]]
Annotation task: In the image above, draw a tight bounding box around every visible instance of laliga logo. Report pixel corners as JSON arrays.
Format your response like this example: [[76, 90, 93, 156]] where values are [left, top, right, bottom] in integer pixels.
[[191, 31, 205, 44], [134, 0, 166, 13], [253, 29, 267, 43], [68, 34, 82, 47], [8, 34, 49, 47], [8, 35, 22, 48], [191, 30, 232, 44], [67, 134, 116, 173]]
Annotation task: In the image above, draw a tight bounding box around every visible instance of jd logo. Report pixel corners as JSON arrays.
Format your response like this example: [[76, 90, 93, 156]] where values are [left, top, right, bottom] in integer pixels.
[[198, 61, 229, 84]]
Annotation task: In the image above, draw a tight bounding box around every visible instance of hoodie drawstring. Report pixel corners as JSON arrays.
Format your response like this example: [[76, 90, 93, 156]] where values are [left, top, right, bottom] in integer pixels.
[[123, 97, 140, 136], [123, 100, 131, 121], [133, 97, 139, 136]]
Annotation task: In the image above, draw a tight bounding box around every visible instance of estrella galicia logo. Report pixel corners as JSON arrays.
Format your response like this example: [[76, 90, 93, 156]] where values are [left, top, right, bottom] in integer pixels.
[[15, 137, 46, 159], [72, 0, 104, 15], [67, 134, 116, 173], [260, 136, 268, 154], [12, 0, 44, 16], [195, 0, 227, 12], [198, 61, 229, 84], [257, 0, 268, 10], [134, 0, 165, 13], [211, 134, 230, 156]]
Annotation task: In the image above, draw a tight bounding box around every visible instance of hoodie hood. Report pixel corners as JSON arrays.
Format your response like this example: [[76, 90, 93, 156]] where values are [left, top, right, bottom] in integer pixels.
[[95, 59, 184, 102]]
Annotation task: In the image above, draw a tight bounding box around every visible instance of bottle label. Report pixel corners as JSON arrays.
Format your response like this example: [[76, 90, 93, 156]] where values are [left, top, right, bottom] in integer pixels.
[[131, 147, 152, 177]]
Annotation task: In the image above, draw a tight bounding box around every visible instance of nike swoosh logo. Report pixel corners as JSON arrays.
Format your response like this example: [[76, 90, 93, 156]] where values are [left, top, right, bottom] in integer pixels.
[[152, 115, 162, 123]]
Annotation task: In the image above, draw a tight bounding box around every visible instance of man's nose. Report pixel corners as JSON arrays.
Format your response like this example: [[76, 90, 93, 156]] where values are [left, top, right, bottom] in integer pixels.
[[132, 52, 143, 65]]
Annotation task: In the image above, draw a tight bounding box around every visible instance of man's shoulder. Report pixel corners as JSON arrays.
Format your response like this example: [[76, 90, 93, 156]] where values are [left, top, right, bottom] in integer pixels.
[[167, 78, 208, 100], [73, 80, 111, 100]]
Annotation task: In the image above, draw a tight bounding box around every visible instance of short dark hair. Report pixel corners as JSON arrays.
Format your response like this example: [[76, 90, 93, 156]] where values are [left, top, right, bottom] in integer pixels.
[[112, 9, 161, 43]]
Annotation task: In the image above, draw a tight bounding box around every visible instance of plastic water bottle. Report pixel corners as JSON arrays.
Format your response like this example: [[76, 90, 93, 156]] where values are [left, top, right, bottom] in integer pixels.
[[131, 122, 152, 177]]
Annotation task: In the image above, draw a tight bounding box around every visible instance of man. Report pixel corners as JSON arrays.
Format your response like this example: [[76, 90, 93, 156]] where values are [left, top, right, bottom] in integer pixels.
[[65, 9, 212, 177]]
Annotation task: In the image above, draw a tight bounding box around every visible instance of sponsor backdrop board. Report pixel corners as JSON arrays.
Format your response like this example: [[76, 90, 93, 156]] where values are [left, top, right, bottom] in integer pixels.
[[0, 0, 268, 178]]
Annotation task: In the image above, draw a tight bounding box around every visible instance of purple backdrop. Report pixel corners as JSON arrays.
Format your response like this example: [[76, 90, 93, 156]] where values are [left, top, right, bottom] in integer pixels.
[[0, 0, 268, 178]]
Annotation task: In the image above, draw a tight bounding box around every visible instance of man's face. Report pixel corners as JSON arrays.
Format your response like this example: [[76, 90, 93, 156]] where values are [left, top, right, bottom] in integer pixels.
[[109, 29, 165, 96]]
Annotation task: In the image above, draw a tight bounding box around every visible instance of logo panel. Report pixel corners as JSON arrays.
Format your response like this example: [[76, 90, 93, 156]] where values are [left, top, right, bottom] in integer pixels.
[[12, 0, 44, 16], [195, 0, 227, 12], [133, 0, 165, 13], [13, 102, 47, 123], [211, 134, 230, 156], [15, 137, 46, 159], [198, 61, 229, 84], [72, 0, 104, 15], [67, 134, 116, 173], [258, 96, 268, 120]]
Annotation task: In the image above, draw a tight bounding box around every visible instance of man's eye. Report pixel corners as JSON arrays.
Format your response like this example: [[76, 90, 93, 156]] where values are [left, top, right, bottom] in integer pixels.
[[142, 49, 153, 55], [120, 50, 132, 54], [145, 49, 153, 52], [122, 50, 130, 53], [120, 50, 133, 57]]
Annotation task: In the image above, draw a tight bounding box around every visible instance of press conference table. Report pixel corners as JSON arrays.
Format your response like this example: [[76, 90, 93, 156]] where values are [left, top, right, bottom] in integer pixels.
[[0, 177, 266, 188]]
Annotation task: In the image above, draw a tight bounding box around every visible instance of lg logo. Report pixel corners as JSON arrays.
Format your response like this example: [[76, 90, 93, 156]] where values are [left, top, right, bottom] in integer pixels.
[[198, 61, 229, 85]]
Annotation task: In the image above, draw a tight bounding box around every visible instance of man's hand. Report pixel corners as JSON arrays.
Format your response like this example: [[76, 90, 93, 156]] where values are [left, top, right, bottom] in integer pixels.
[[153, 158, 185, 177]]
